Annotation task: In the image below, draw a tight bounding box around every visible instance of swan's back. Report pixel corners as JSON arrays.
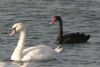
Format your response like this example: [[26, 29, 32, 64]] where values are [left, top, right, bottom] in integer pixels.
[[63, 32, 90, 43], [22, 45, 56, 61]]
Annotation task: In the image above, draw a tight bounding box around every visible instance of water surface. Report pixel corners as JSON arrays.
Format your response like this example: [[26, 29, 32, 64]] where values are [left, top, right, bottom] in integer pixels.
[[0, 0, 100, 67]]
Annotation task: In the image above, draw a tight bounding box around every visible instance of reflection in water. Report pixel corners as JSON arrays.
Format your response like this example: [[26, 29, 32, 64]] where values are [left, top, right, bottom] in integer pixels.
[[0, 61, 36, 67], [0, 58, 63, 67], [19, 62, 36, 67], [13, 62, 30, 67]]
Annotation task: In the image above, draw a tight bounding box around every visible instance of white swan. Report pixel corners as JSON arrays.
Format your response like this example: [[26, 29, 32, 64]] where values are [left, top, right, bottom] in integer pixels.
[[10, 22, 63, 61]]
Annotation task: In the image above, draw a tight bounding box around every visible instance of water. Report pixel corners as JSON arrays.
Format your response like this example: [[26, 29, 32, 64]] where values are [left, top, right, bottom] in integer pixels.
[[0, 0, 100, 67]]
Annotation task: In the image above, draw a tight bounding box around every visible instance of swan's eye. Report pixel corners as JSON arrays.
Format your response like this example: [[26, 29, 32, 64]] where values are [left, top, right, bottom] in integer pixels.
[[13, 27, 16, 30], [11, 27, 16, 32]]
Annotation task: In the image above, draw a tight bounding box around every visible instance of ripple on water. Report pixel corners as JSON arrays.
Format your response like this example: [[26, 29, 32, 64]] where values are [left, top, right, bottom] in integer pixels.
[[0, 0, 100, 67]]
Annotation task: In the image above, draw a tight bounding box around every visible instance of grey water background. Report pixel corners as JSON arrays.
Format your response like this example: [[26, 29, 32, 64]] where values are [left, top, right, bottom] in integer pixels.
[[0, 0, 100, 67]]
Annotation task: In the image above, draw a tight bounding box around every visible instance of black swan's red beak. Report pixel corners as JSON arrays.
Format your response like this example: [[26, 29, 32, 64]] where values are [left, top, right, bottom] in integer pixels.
[[50, 17, 56, 24]]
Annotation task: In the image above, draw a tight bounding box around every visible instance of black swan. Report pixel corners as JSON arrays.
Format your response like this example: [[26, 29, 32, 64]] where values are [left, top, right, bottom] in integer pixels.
[[50, 16, 90, 44]]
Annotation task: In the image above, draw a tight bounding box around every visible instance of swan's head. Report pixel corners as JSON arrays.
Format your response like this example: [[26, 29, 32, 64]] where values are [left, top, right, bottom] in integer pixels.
[[50, 16, 61, 24], [10, 22, 25, 37]]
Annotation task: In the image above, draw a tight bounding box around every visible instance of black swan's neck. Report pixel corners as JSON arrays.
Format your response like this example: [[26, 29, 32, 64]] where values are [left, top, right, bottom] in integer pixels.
[[56, 17, 63, 44]]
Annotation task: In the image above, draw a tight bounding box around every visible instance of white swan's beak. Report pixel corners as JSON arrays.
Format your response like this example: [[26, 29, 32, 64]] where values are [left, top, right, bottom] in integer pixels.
[[10, 29, 16, 37]]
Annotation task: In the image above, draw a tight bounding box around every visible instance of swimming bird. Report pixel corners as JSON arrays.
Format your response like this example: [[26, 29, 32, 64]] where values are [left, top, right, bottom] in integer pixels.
[[50, 16, 90, 44], [10, 22, 63, 62]]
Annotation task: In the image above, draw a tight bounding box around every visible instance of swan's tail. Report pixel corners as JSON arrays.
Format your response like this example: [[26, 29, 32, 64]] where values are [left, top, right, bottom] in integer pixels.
[[54, 46, 63, 53]]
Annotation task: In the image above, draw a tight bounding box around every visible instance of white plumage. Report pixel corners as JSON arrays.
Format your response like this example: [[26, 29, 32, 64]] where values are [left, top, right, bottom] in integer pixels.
[[10, 22, 63, 61]]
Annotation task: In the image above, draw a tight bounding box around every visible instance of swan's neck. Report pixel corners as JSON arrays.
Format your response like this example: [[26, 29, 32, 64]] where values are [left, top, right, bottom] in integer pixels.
[[17, 30, 26, 49], [56, 17, 63, 44], [11, 29, 26, 61]]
